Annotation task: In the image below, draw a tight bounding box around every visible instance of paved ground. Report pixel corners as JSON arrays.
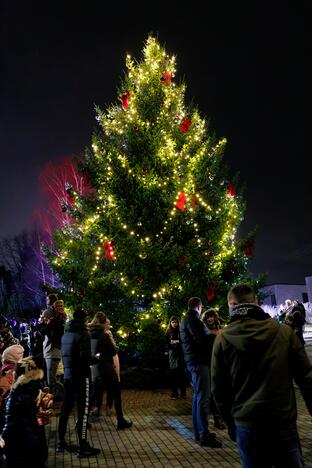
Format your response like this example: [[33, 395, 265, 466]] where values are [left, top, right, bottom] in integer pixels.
[[46, 383, 312, 468], [45, 338, 312, 467]]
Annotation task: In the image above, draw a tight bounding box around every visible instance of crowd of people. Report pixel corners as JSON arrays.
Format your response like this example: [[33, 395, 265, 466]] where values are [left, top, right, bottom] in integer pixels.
[[0, 287, 310, 467], [0, 293, 132, 466]]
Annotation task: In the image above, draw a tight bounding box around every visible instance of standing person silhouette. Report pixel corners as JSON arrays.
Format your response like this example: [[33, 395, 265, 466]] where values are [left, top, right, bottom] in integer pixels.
[[165, 316, 186, 400], [57, 309, 100, 458], [89, 312, 132, 430], [212, 284, 312, 467], [180, 297, 222, 448]]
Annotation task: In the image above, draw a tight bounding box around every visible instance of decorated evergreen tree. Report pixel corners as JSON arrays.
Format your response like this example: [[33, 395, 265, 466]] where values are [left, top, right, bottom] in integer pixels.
[[47, 37, 259, 338]]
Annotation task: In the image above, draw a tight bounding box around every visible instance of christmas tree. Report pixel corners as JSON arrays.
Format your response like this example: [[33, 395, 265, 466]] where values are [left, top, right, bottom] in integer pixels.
[[47, 37, 258, 335]]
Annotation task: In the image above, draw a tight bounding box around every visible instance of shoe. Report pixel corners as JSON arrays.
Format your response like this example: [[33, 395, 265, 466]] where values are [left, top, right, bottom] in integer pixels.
[[56, 440, 68, 453], [200, 433, 223, 448], [213, 416, 226, 430], [76, 442, 101, 458], [117, 418, 133, 430], [170, 393, 178, 400]]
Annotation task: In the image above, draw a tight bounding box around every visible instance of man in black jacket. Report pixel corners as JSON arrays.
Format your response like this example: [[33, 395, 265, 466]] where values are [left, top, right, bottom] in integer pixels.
[[56, 309, 100, 458], [180, 297, 222, 448]]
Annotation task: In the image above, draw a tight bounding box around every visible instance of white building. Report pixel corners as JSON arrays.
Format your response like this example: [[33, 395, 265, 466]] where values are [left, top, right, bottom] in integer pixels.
[[261, 280, 310, 306], [260, 276, 312, 323]]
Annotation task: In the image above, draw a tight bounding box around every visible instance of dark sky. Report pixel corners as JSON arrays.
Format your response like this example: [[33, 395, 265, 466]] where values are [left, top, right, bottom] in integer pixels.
[[0, 1, 311, 284]]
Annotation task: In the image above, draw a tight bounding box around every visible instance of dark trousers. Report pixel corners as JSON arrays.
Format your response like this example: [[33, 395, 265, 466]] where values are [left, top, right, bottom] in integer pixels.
[[170, 367, 187, 397], [58, 377, 90, 446], [236, 425, 304, 468], [90, 365, 124, 422]]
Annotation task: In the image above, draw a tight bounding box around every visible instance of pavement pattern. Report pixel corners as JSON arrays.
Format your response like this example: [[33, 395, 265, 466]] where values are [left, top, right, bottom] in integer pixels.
[[46, 383, 312, 468]]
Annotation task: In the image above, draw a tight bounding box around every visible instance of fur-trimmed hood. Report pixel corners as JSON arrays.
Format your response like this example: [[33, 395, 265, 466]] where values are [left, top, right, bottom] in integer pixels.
[[12, 357, 44, 389]]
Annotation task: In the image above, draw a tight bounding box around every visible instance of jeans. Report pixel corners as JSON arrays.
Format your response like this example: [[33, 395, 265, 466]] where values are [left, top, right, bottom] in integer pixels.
[[236, 425, 304, 468], [45, 357, 60, 393], [189, 364, 211, 439]]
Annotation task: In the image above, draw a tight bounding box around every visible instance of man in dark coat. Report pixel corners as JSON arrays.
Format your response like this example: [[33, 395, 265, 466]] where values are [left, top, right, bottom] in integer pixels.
[[180, 297, 222, 448], [211, 284, 312, 467], [57, 309, 100, 458]]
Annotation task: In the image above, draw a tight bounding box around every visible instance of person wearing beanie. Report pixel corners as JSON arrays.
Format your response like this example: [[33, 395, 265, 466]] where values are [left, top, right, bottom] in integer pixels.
[[211, 283, 312, 467], [0, 345, 24, 410], [2, 345, 24, 365], [1, 356, 48, 467], [57, 308, 100, 458]]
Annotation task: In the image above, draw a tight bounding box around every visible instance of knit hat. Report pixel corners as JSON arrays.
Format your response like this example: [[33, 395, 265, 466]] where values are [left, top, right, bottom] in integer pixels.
[[2, 344, 24, 364]]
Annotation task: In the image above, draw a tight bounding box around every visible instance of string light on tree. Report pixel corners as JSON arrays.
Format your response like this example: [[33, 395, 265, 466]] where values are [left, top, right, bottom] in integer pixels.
[[47, 35, 260, 339]]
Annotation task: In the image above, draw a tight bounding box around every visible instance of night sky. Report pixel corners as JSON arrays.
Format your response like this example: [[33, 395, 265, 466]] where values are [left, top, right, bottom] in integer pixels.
[[1, 2, 311, 284]]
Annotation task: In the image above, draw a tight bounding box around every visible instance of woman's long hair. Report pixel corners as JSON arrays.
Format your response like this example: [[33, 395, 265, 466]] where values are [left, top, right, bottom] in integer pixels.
[[89, 311, 107, 326]]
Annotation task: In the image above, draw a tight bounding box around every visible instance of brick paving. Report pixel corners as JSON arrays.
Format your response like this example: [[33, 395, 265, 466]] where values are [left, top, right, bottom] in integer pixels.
[[46, 385, 312, 468]]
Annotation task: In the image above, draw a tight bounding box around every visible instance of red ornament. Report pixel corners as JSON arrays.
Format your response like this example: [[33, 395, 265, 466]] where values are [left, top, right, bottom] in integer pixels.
[[244, 241, 254, 257], [176, 192, 187, 212], [120, 91, 130, 110], [180, 117, 192, 134], [207, 282, 217, 301], [160, 71, 172, 84], [227, 183, 236, 197], [103, 240, 116, 260]]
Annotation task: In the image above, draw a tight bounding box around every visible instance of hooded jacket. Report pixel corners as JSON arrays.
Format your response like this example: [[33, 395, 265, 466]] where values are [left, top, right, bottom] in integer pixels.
[[211, 303, 312, 429]]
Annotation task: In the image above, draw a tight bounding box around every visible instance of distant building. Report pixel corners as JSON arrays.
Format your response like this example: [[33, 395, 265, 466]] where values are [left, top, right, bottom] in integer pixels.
[[261, 276, 312, 306]]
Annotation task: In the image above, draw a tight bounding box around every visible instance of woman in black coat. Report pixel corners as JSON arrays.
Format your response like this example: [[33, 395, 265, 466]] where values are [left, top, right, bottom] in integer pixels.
[[88, 312, 132, 430], [0, 356, 48, 468]]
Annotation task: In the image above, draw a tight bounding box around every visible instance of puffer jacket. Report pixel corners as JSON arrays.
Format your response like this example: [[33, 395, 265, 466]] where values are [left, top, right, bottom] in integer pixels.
[[61, 319, 95, 379], [211, 303, 312, 429], [180, 309, 215, 368], [1, 369, 47, 464]]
